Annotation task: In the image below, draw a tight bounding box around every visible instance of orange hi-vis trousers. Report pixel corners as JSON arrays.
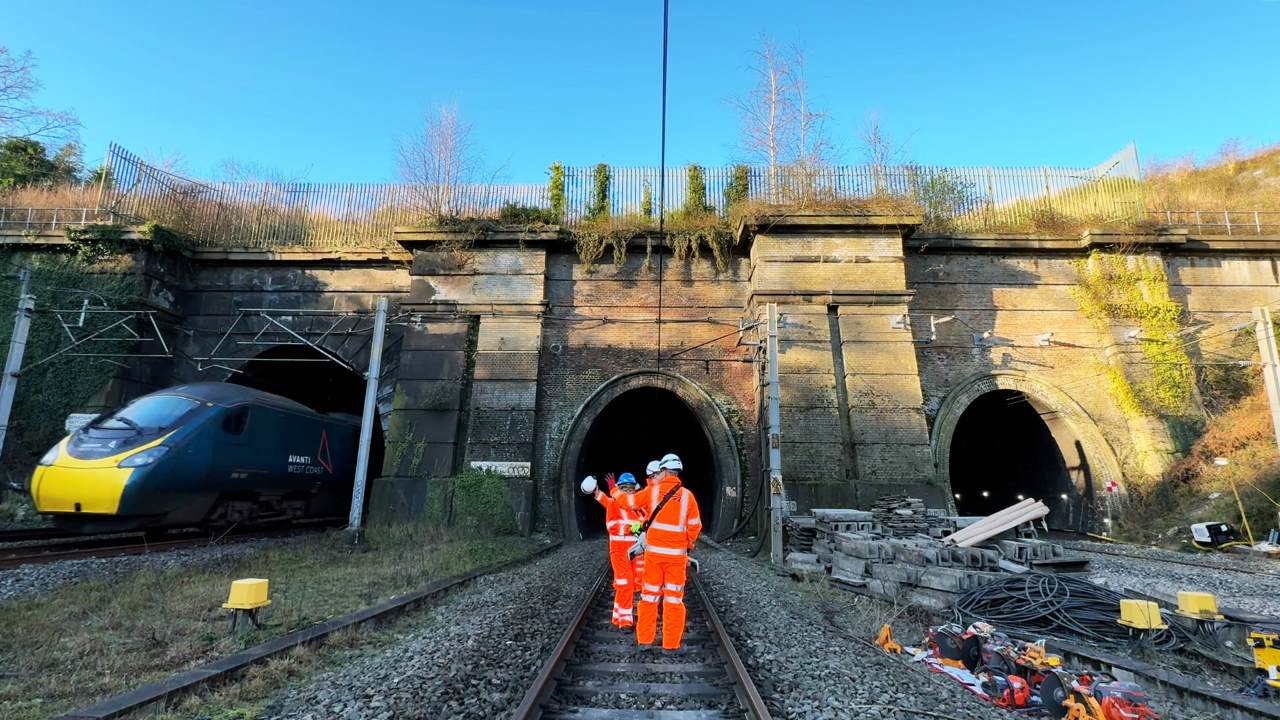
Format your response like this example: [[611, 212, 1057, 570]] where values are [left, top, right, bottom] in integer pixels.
[[608, 544, 645, 627], [635, 551, 688, 649]]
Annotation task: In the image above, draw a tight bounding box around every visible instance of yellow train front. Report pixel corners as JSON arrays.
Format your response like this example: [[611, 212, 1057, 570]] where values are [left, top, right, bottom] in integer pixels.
[[30, 383, 360, 533]]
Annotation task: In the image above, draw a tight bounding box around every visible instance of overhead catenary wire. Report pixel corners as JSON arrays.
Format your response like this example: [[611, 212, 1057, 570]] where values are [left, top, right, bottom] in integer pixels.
[[654, 0, 668, 371]]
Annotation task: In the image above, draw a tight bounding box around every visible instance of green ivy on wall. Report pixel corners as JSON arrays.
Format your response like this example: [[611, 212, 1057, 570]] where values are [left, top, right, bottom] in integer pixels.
[[1071, 250, 1195, 418], [0, 249, 148, 467]]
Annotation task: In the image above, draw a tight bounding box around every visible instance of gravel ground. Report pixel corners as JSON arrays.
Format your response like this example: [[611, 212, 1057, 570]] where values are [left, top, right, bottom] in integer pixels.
[[264, 541, 602, 720], [0, 537, 289, 605], [699, 545, 1012, 720], [1067, 539, 1280, 617]]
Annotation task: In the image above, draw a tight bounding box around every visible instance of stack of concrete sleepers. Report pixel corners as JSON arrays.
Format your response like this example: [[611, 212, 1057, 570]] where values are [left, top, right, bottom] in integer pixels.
[[783, 498, 1078, 612]]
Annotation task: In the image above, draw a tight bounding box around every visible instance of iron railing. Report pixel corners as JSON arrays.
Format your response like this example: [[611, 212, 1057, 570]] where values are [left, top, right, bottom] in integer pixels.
[[0, 207, 116, 232], [1152, 210, 1280, 236], [94, 142, 1160, 249]]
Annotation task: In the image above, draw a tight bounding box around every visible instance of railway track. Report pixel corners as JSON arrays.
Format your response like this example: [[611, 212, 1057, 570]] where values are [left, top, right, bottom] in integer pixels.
[[0, 518, 343, 569], [0, 526, 81, 543], [1066, 543, 1278, 578], [514, 566, 771, 720]]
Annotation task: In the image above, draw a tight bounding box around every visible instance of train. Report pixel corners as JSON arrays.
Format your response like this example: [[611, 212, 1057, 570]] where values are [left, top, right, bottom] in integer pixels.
[[30, 382, 361, 533]]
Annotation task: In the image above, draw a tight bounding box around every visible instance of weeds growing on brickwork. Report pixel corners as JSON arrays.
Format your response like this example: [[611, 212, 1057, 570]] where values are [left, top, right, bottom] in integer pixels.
[[1115, 380, 1280, 546], [1070, 250, 1196, 422]]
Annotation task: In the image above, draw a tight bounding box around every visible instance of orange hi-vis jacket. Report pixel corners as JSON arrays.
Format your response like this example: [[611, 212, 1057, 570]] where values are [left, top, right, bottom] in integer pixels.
[[637, 475, 701, 554], [595, 488, 646, 544]]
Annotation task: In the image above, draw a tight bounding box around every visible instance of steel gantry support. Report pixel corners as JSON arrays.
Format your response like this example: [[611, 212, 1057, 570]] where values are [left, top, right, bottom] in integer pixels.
[[0, 269, 34, 458], [764, 303, 789, 565], [348, 297, 389, 534], [1256, 306, 1280, 454]]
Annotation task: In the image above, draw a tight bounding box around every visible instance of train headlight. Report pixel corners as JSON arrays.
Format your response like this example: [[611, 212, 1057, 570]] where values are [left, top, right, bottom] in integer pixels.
[[118, 446, 169, 468], [38, 445, 60, 466]]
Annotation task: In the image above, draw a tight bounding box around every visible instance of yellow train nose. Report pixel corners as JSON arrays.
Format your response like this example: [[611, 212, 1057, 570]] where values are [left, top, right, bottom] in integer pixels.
[[31, 464, 135, 514], [30, 436, 169, 516]]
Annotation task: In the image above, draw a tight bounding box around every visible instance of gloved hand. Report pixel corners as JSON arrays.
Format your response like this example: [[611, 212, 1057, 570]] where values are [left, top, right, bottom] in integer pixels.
[[605, 472, 617, 493], [629, 521, 642, 535], [580, 476, 598, 494]]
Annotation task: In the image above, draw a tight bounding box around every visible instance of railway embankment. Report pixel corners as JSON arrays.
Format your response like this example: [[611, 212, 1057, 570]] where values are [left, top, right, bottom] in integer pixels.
[[0, 525, 526, 720]]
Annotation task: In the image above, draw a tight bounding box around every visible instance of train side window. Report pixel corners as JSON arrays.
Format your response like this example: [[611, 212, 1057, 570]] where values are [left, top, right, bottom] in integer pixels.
[[222, 408, 250, 436]]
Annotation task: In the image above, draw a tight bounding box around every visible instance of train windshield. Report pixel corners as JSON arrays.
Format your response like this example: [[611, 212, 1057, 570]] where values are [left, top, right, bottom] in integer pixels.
[[95, 395, 200, 433]]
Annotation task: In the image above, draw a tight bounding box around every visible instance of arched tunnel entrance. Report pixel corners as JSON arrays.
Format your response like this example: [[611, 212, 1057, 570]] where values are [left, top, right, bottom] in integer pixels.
[[935, 373, 1123, 533], [228, 345, 385, 492], [949, 390, 1081, 528], [560, 372, 742, 541], [574, 387, 716, 539]]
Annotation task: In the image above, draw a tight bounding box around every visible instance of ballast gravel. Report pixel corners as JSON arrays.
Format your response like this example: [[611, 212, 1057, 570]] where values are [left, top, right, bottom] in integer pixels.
[[698, 546, 1011, 720], [265, 541, 602, 720], [0, 537, 283, 605], [1067, 540, 1280, 617]]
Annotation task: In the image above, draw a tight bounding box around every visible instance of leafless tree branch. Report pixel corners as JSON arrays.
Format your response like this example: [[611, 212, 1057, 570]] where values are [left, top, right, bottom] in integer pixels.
[[396, 104, 485, 218], [0, 47, 79, 142], [731, 39, 835, 203]]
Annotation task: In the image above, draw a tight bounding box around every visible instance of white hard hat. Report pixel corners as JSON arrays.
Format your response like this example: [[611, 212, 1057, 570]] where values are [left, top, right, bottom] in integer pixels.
[[580, 475, 598, 494], [659, 453, 683, 472], [646, 460, 661, 476]]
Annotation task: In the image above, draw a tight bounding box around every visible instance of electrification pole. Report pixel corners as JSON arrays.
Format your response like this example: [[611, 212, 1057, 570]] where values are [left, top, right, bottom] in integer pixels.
[[765, 303, 788, 564], [1256, 306, 1280, 453], [348, 296, 389, 534], [0, 270, 34, 459]]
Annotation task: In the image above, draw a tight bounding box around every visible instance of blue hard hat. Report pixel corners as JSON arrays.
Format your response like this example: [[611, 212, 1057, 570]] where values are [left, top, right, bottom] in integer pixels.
[[617, 472, 637, 486]]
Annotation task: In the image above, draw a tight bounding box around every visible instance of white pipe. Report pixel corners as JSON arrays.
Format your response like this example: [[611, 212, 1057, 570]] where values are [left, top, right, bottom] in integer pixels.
[[947, 498, 1037, 542], [944, 499, 1037, 544], [956, 506, 1047, 549], [957, 504, 1049, 548], [951, 503, 1047, 547]]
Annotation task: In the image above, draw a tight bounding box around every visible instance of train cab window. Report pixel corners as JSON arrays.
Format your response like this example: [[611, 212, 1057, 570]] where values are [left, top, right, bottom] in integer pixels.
[[222, 408, 250, 436], [98, 395, 200, 432]]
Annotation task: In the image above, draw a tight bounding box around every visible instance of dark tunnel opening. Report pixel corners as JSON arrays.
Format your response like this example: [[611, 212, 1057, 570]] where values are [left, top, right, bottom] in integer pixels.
[[949, 389, 1080, 529], [574, 387, 717, 539], [228, 345, 385, 489]]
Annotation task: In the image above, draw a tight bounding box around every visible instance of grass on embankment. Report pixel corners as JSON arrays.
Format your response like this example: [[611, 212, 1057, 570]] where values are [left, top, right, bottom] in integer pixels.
[[1116, 383, 1280, 547], [0, 524, 528, 720]]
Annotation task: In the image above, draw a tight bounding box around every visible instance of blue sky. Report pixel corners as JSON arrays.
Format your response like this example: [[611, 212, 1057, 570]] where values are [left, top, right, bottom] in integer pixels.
[[5, 1, 1279, 183]]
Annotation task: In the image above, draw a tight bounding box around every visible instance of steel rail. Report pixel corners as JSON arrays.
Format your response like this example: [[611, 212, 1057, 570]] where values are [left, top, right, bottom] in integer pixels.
[[0, 526, 81, 543], [512, 566, 611, 719], [0, 518, 342, 569], [691, 571, 773, 719], [1067, 544, 1274, 578], [513, 562, 772, 720]]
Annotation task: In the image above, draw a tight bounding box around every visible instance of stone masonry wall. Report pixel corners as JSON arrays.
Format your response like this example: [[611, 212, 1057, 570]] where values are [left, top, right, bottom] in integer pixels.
[[533, 250, 759, 536]]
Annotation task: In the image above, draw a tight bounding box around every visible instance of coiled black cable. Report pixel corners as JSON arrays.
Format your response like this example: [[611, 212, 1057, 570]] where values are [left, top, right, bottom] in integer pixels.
[[953, 573, 1187, 650]]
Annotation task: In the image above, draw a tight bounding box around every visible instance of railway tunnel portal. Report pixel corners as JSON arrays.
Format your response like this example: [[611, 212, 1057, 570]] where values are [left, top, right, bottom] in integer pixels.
[[558, 372, 742, 541]]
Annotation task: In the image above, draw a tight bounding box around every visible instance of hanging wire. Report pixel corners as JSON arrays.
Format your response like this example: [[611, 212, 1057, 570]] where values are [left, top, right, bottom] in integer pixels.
[[655, 0, 669, 370]]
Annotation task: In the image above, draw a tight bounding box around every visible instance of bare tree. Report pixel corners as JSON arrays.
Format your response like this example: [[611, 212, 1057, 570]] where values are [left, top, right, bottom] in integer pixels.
[[0, 48, 78, 141], [732, 39, 834, 203], [791, 47, 834, 201], [858, 112, 895, 166], [397, 104, 483, 218], [859, 112, 907, 194], [731, 39, 796, 202]]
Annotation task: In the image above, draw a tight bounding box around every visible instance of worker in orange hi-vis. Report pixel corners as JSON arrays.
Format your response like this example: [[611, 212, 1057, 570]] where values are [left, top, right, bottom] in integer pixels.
[[631, 452, 702, 650], [580, 471, 647, 628]]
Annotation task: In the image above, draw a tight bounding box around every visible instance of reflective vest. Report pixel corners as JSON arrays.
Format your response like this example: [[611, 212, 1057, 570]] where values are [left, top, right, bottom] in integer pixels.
[[640, 476, 702, 556], [596, 489, 645, 544]]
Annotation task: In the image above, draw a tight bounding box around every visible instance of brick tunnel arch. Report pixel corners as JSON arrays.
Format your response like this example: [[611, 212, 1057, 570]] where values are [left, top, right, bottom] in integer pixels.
[[558, 371, 742, 541], [931, 371, 1122, 532], [224, 344, 385, 495]]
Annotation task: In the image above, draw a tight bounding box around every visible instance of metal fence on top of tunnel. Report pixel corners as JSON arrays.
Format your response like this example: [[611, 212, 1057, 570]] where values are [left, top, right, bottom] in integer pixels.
[[97, 142, 1146, 249]]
